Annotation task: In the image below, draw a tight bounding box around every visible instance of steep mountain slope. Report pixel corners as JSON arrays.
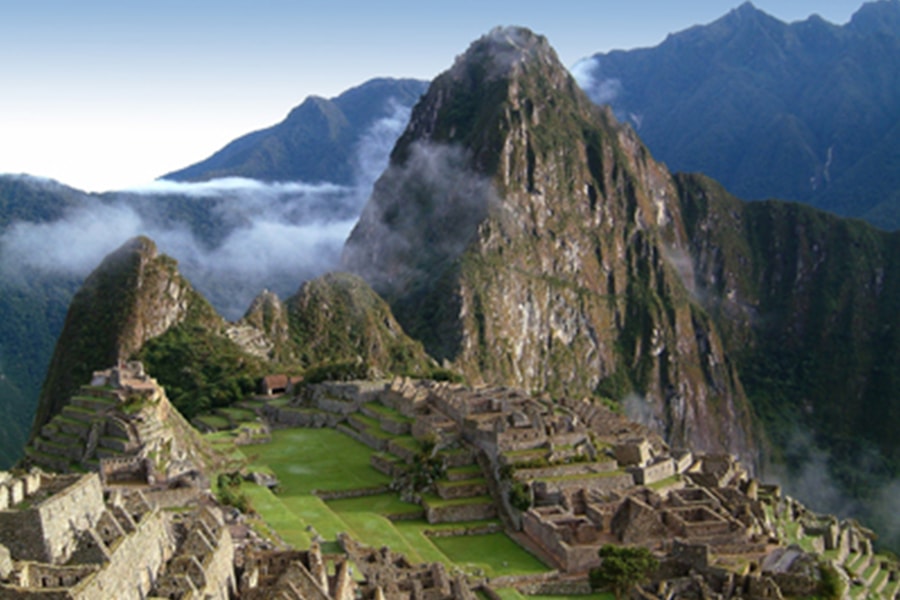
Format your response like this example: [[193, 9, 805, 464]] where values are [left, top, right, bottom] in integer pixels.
[[32, 235, 436, 432], [0, 176, 92, 465], [344, 27, 757, 466], [342, 26, 900, 547], [163, 78, 428, 184], [283, 272, 436, 378], [577, 0, 900, 229], [33, 236, 223, 435], [677, 173, 900, 524]]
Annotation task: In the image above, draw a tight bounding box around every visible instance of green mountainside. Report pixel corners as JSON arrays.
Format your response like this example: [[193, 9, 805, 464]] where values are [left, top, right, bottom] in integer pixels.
[[33, 236, 222, 435], [344, 27, 757, 466], [163, 78, 428, 184], [0, 176, 94, 464], [343, 26, 900, 548], [678, 173, 900, 521], [578, 0, 900, 229], [31, 241, 436, 433]]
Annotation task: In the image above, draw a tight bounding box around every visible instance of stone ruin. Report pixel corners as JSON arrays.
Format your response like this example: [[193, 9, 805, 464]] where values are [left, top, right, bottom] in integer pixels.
[[25, 362, 211, 495], [263, 376, 899, 599], [238, 534, 481, 599], [0, 468, 236, 600]]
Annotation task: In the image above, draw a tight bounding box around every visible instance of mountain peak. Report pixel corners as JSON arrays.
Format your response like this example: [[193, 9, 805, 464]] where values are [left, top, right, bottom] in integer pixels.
[[448, 26, 561, 82], [849, 0, 900, 34]]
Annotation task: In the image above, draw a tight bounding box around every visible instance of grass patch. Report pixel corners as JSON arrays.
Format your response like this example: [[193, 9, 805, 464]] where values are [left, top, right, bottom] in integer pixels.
[[393, 521, 454, 564], [218, 406, 257, 422], [243, 428, 389, 494], [363, 402, 413, 423], [538, 469, 627, 483], [528, 595, 616, 600], [338, 511, 426, 563], [648, 473, 683, 490], [327, 493, 422, 516], [194, 414, 230, 430], [447, 465, 482, 478], [430, 532, 548, 577], [422, 494, 493, 508], [240, 483, 312, 548], [279, 495, 350, 540]]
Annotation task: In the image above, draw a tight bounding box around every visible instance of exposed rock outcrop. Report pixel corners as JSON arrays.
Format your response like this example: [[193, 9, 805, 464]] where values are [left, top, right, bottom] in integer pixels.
[[343, 27, 756, 467]]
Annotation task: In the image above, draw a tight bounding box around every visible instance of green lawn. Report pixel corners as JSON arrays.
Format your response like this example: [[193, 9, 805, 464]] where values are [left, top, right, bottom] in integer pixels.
[[240, 482, 312, 548], [237, 427, 552, 582], [431, 533, 547, 577], [243, 428, 389, 494], [217, 406, 257, 422], [194, 414, 230, 430], [338, 511, 427, 562], [279, 495, 351, 540], [327, 493, 422, 516]]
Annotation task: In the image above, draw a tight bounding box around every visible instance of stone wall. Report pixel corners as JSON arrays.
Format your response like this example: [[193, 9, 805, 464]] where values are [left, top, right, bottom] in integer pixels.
[[532, 471, 633, 499], [633, 458, 675, 486], [425, 501, 496, 524], [100, 457, 148, 484], [514, 460, 617, 481], [70, 506, 173, 600], [0, 474, 106, 564], [522, 510, 601, 572]]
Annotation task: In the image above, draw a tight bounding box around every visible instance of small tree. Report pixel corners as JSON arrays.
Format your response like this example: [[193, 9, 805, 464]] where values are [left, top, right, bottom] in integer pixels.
[[590, 544, 659, 600]]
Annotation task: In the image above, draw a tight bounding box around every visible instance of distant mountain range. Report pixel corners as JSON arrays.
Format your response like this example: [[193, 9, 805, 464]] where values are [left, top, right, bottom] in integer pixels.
[[0, 77, 426, 467], [164, 78, 428, 184], [577, 0, 900, 229]]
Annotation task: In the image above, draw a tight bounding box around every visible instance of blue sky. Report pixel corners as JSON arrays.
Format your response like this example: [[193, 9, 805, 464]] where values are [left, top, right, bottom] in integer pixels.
[[0, 1, 869, 191]]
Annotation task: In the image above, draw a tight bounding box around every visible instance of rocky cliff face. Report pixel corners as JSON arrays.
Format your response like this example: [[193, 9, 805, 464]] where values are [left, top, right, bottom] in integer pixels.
[[32, 236, 221, 437], [343, 27, 757, 466]]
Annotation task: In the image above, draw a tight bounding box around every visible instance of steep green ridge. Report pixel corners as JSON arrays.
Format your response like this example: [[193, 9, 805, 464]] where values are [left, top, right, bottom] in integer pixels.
[[33, 238, 435, 434], [282, 272, 436, 378], [579, 1, 900, 229], [677, 173, 900, 544], [32, 236, 222, 436], [344, 27, 757, 465], [163, 78, 428, 184]]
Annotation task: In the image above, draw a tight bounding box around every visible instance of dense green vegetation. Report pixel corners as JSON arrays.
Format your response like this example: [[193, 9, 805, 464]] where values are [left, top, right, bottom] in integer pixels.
[[287, 272, 436, 377], [138, 323, 266, 419], [589, 545, 659, 600], [678, 173, 900, 550]]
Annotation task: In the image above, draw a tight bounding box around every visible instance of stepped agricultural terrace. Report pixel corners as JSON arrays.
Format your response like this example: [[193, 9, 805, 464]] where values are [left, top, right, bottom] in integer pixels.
[[25, 362, 210, 491], [10, 361, 900, 599], [262, 377, 900, 598]]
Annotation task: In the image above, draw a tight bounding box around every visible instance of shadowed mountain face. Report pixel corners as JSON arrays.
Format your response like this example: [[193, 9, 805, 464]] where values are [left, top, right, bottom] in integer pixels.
[[343, 26, 900, 548], [576, 0, 900, 229]]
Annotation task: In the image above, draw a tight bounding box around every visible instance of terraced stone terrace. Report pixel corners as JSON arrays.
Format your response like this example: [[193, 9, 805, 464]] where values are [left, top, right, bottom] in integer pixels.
[[204, 377, 900, 598], [228, 427, 548, 580]]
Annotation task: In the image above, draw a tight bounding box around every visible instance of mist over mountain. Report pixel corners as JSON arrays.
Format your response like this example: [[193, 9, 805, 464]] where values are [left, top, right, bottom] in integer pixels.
[[0, 79, 421, 466], [574, 0, 900, 229], [5, 5, 900, 553]]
